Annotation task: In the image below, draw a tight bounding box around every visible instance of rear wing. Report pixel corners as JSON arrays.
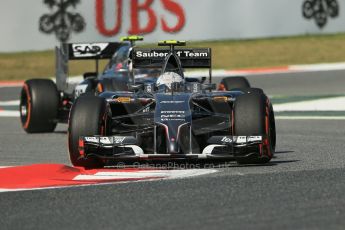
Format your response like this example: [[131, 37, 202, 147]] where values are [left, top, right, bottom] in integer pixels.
[[132, 48, 211, 69], [55, 42, 125, 91], [62, 42, 124, 60]]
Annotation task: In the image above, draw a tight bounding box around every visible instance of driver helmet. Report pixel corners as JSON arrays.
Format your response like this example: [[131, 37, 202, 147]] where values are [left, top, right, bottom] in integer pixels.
[[156, 72, 184, 91]]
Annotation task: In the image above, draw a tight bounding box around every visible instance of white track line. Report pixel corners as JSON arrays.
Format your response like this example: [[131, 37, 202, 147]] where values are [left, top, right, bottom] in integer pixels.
[[274, 96, 345, 112], [276, 116, 345, 120], [0, 111, 19, 117], [74, 169, 217, 181], [0, 100, 19, 106]]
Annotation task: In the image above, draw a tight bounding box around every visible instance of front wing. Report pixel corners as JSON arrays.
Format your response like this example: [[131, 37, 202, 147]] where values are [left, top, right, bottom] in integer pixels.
[[78, 135, 271, 161]]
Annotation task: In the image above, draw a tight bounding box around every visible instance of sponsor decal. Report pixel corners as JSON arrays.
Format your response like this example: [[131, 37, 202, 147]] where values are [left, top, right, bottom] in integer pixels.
[[134, 50, 209, 58], [302, 0, 339, 28], [175, 50, 208, 58], [136, 51, 168, 58], [236, 136, 247, 144], [221, 136, 233, 143], [114, 137, 126, 144], [100, 137, 112, 144], [72, 43, 109, 58], [95, 0, 185, 36], [135, 51, 169, 58], [247, 136, 262, 142], [85, 137, 99, 142], [84, 136, 133, 145], [159, 100, 184, 104], [209, 136, 263, 145], [39, 0, 86, 42], [160, 111, 185, 121], [161, 111, 185, 114]]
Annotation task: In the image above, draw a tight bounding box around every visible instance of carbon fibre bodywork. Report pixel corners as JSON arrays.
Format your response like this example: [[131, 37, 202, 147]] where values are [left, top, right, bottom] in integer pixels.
[[79, 85, 270, 161], [72, 41, 274, 164]]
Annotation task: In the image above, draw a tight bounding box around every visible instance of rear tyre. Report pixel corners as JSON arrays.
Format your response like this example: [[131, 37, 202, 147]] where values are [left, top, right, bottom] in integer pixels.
[[68, 95, 110, 168], [20, 79, 59, 133], [219, 76, 250, 91], [233, 91, 274, 164]]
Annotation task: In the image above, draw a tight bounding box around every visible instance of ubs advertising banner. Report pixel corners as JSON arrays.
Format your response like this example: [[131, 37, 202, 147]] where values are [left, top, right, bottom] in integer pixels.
[[1, 0, 344, 52]]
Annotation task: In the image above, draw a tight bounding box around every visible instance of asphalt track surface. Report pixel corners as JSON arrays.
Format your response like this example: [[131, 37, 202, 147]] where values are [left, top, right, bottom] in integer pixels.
[[1, 71, 345, 230]]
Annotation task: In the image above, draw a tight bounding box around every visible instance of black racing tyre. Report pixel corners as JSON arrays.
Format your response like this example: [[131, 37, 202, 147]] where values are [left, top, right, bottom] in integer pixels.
[[20, 79, 59, 133], [68, 95, 110, 168], [233, 91, 274, 164], [97, 78, 128, 93], [242, 87, 276, 151], [219, 76, 250, 91]]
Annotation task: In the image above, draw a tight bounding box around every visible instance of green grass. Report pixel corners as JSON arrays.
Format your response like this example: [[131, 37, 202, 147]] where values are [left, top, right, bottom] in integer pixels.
[[0, 51, 108, 81], [1, 33, 345, 80]]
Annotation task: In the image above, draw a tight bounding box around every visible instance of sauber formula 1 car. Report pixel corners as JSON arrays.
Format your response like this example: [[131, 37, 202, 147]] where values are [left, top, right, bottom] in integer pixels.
[[19, 36, 146, 133], [68, 40, 276, 168]]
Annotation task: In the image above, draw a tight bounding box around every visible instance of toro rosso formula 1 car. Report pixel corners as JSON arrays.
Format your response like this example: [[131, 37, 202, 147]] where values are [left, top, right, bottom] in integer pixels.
[[67, 40, 276, 168], [19, 36, 147, 133]]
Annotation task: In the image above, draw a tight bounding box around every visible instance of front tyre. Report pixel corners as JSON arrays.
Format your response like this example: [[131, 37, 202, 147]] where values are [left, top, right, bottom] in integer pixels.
[[68, 95, 110, 168], [233, 91, 274, 164], [20, 79, 59, 133]]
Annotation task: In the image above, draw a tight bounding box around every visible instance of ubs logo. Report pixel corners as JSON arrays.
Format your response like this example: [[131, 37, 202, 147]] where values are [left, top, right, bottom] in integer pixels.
[[302, 0, 339, 28], [39, 0, 86, 42]]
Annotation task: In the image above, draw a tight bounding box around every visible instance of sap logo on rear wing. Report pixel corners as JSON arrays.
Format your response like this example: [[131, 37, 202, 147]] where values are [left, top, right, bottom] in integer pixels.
[[61, 42, 124, 60], [72, 43, 109, 58]]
